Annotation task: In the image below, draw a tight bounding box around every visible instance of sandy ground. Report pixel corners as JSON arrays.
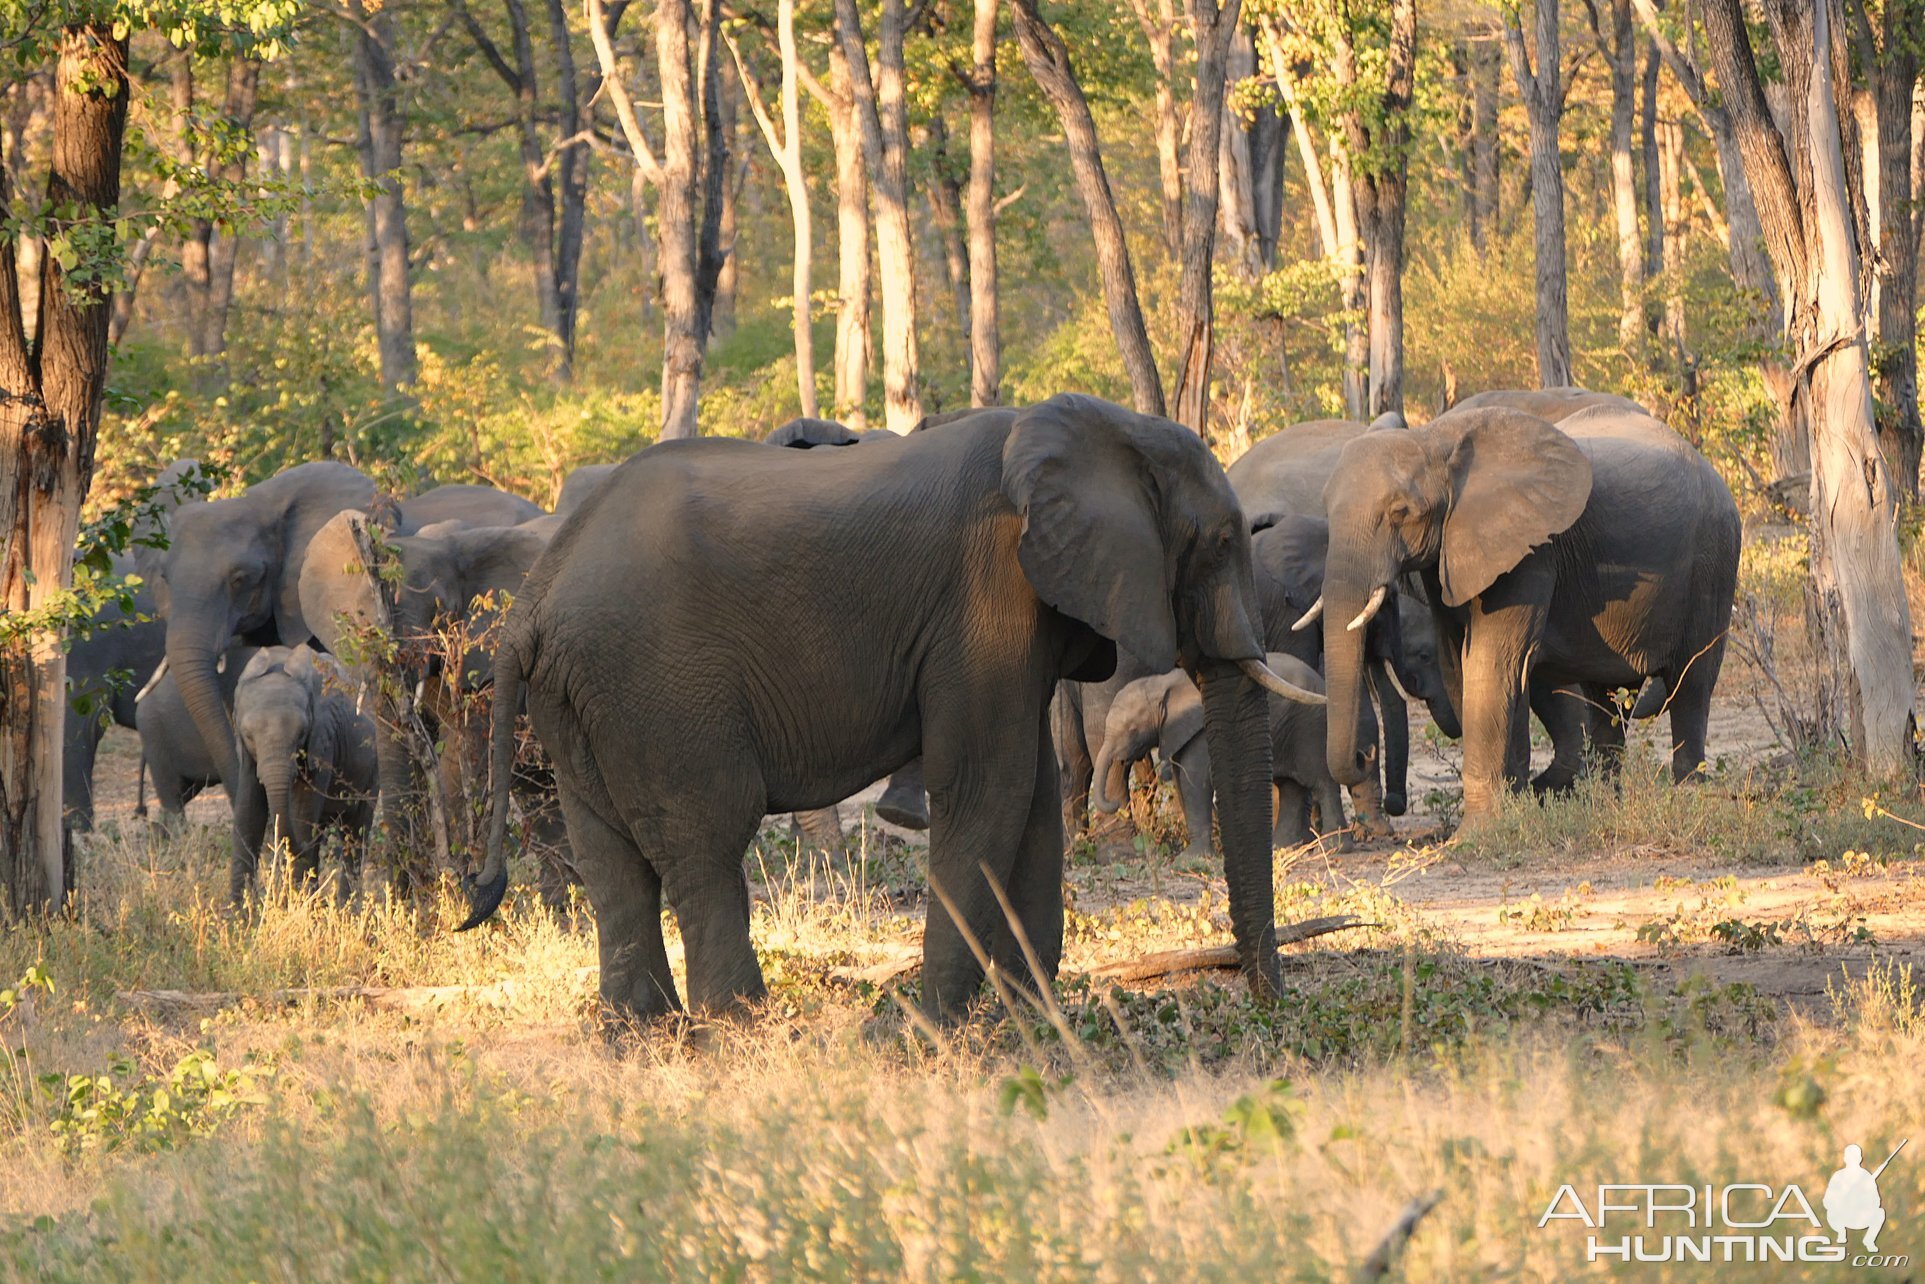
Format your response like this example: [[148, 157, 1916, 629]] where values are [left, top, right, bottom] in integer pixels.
[[82, 681, 1925, 1015]]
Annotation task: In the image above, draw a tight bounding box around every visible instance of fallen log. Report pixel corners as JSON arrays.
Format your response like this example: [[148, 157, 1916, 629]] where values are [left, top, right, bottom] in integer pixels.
[[1083, 916, 1377, 983], [1354, 1189, 1443, 1280]]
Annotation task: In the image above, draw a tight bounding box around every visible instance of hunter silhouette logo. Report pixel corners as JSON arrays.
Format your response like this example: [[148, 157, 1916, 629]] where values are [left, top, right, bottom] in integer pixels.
[[1538, 1138, 1910, 1266], [1826, 1140, 1906, 1253]]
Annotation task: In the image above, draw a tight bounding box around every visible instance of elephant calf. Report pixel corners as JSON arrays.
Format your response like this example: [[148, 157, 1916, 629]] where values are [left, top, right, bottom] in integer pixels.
[[230, 645, 378, 903], [1092, 654, 1376, 854]]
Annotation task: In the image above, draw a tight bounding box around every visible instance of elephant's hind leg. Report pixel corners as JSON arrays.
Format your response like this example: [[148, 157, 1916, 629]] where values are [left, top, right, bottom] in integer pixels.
[[562, 787, 680, 1021], [646, 796, 767, 1014], [1665, 638, 1726, 783], [1529, 683, 1589, 795]]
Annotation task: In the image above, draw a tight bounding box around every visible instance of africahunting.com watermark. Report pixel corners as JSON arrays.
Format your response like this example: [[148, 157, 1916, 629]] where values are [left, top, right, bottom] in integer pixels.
[[1539, 1141, 1909, 1266]]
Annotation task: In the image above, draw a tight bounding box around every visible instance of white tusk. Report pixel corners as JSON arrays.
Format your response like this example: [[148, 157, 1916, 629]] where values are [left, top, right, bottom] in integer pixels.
[[1346, 585, 1388, 632], [1291, 596, 1325, 631], [1237, 657, 1327, 705], [215, 653, 227, 674], [1380, 660, 1413, 703], [133, 657, 170, 704]]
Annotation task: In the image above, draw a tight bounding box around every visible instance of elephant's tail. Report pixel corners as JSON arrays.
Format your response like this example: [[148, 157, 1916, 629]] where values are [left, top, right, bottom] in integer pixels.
[[457, 629, 524, 931]]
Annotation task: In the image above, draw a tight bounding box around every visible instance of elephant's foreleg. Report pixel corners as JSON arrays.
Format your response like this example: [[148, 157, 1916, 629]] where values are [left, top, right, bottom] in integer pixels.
[[1529, 682, 1589, 795], [1272, 779, 1312, 849], [562, 788, 681, 1021], [1169, 740, 1215, 861], [874, 758, 930, 831], [991, 716, 1067, 995], [791, 805, 844, 848], [1459, 579, 1550, 823], [920, 704, 1043, 1021]]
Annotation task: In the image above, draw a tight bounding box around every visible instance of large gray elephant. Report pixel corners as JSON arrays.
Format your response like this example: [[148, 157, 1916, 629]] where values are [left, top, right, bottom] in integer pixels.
[[230, 645, 377, 902], [461, 395, 1325, 1020], [137, 644, 254, 821], [1314, 398, 1740, 822], [554, 464, 620, 515], [1091, 654, 1372, 856], [1226, 413, 1440, 817], [398, 483, 545, 529]]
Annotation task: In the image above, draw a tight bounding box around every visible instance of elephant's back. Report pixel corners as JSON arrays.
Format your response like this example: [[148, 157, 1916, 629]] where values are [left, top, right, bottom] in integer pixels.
[[1565, 408, 1739, 533], [1454, 387, 1647, 423], [1228, 419, 1367, 520]]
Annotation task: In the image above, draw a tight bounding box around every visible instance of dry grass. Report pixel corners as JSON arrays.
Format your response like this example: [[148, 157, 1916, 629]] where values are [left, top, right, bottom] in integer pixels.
[[0, 795, 1920, 1278]]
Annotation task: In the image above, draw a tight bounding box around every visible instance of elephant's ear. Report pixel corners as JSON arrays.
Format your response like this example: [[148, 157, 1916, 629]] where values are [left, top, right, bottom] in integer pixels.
[[1158, 678, 1207, 765], [1256, 516, 1329, 609], [298, 510, 388, 655], [1438, 411, 1592, 608], [1002, 397, 1177, 672]]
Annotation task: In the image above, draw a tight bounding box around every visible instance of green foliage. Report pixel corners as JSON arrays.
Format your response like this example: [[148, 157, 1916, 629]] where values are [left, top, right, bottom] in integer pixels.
[[41, 1047, 273, 1155]]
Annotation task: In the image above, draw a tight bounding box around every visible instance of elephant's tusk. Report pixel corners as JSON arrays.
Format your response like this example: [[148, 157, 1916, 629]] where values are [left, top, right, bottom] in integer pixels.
[[1347, 585, 1388, 633], [1380, 660, 1413, 704], [215, 653, 227, 674], [1238, 657, 1327, 705], [133, 658, 170, 704], [1291, 596, 1325, 631]]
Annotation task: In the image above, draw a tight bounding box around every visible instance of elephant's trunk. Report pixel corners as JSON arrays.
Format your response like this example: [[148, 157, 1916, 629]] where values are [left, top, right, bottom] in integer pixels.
[[374, 687, 417, 858], [1321, 581, 1376, 790], [457, 626, 522, 930], [1366, 655, 1408, 815], [1197, 659, 1281, 999], [166, 620, 239, 789], [258, 756, 299, 860], [1090, 719, 1153, 814]]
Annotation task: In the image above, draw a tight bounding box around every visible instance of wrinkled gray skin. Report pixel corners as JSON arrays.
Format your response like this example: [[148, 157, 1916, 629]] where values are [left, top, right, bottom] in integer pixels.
[[1092, 655, 1371, 855], [554, 464, 620, 516], [764, 415, 930, 834], [152, 462, 538, 802], [230, 645, 378, 902], [464, 395, 1325, 1020], [1227, 413, 1444, 817], [137, 645, 255, 821], [399, 484, 546, 530], [1318, 396, 1740, 822], [298, 510, 570, 900]]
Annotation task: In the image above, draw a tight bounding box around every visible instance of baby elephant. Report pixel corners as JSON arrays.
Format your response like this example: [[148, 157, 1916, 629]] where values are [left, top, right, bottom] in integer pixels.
[[230, 645, 378, 903], [1092, 653, 1380, 855]]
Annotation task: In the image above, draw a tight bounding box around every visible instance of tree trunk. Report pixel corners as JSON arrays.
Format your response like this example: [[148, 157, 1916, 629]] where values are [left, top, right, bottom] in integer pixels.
[[835, 0, 922, 432], [547, 0, 590, 379], [1010, 0, 1164, 415], [965, 0, 1000, 406], [1216, 29, 1263, 283], [1171, 0, 1243, 436], [1638, 40, 1662, 291], [1469, 35, 1501, 252], [1851, 1, 1924, 497], [0, 30, 129, 915], [710, 52, 740, 345], [1599, 0, 1645, 352], [1126, 0, 1184, 257], [923, 116, 972, 344], [1703, 0, 1915, 770], [657, 0, 720, 439], [1331, 137, 1368, 418], [725, 0, 818, 416], [349, 4, 417, 391], [1344, 0, 1415, 417], [826, 40, 872, 424], [1504, 0, 1573, 387]]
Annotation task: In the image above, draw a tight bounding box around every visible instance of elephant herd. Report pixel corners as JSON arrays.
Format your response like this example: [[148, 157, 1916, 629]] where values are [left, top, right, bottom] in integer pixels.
[[64, 387, 1740, 1023]]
